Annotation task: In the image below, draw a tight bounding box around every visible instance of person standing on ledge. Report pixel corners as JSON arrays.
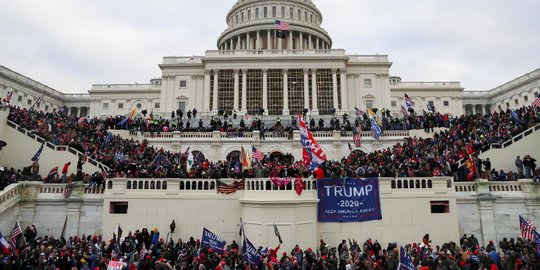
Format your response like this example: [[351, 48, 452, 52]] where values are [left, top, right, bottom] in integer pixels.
[[61, 161, 71, 183]]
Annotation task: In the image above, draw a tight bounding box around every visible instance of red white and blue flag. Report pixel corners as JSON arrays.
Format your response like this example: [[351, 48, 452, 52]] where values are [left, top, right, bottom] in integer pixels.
[[0, 232, 11, 255], [9, 221, 23, 250], [404, 93, 414, 108], [298, 113, 326, 169], [252, 145, 264, 161], [275, 20, 289, 31], [520, 215, 537, 241], [4, 90, 13, 103]]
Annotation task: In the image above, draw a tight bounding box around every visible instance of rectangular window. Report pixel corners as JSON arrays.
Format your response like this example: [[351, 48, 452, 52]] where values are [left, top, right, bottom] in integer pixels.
[[391, 101, 397, 107], [179, 80, 187, 88], [28, 99, 33, 105], [364, 79, 372, 88], [109, 201, 128, 214], [524, 96, 528, 102], [428, 101, 434, 107], [506, 102, 510, 108], [365, 100, 373, 109], [154, 102, 160, 109], [443, 101, 449, 107], [103, 103, 109, 109], [514, 99, 519, 105], [45, 105, 49, 111], [430, 201, 450, 213], [117, 103, 124, 109], [18, 96, 23, 102]]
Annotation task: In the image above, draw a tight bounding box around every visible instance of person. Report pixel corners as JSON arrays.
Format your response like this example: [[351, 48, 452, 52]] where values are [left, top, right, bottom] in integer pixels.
[[192, 108, 197, 118], [484, 158, 492, 180], [31, 159, 39, 181], [515, 156, 524, 178], [523, 155, 537, 178], [233, 110, 237, 119], [61, 162, 71, 183]]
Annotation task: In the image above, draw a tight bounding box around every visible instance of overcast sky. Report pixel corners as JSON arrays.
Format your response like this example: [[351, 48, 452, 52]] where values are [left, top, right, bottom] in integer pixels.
[[1, 0, 539, 93]]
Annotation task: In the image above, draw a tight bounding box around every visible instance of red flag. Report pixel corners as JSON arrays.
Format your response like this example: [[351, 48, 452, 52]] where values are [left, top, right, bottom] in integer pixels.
[[466, 157, 476, 181], [294, 176, 305, 196]]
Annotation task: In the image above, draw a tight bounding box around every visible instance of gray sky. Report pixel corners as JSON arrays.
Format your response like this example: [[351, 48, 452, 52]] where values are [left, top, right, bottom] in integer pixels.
[[1, 0, 539, 93]]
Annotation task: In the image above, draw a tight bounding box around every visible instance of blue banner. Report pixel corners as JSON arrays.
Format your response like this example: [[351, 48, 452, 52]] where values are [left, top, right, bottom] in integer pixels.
[[201, 228, 226, 254], [317, 178, 382, 222], [242, 237, 261, 265]]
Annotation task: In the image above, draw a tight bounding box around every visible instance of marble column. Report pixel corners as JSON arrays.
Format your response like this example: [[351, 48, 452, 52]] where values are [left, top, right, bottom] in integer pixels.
[[283, 69, 289, 115], [340, 70, 348, 111], [267, 31, 271, 49], [241, 69, 247, 113], [262, 69, 268, 115], [311, 69, 318, 114], [212, 70, 219, 113], [303, 68, 309, 110], [332, 69, 339, 110], [203, 71, 211, 111], [233, 69, 239, 110]]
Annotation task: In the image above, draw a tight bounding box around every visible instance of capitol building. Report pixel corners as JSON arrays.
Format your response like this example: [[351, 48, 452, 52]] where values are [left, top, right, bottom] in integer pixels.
[[1, 0, 538, 121], [0, 0, 540, 252]]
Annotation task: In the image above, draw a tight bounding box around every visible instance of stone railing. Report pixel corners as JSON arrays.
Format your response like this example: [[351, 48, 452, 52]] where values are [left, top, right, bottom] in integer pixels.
[[454, 179, 537, 195], [105, 177, 454, 194], [139, 130, 413, 141], [6, 120, 110, 171]]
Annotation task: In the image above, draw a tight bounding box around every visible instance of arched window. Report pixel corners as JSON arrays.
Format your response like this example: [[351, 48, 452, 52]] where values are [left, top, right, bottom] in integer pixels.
[[264, 7, 268, 18], [204, 181, 209, 190], [192, 151, 205, 163], [150, 181, 155, 190], [281, 6, 285, 18], [289, 7, 293, 19], [156, 181, 161, 190], [236, 14, 239, 24], [255, 8, 259, 18], [226, 150, 242, 163], [144, 181, 149, 189], [179, 181, 185, 190], [272, 6, 276, 17], [186, 181, 191, 190], [162, 181, 167, 190], [304, 11, 307, 21], [310, 13, 313, 23], [248, 10, 252, 20], [197, 182, 203, 190], [132, 181, 137, 190], [241, 12, 244, 22], [139, 181, 143, 189], [127, 181, 131, 189], [297, 9, 301, 20], [210, 181, 215, 190]]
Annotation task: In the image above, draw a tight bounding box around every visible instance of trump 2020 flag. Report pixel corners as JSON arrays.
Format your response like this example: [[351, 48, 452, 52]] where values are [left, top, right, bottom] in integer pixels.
[[242, 237, 261, 265], [399, 246, 416, 270], [31, 144, 44, 161], [201, 228, 226, 254]]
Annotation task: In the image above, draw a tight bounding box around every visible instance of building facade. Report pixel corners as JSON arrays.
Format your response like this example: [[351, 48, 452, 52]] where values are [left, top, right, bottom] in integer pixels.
[[1, 1, 538, 120]]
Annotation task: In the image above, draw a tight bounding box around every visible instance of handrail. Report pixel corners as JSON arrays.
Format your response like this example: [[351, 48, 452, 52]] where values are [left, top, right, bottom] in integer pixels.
[[457, 123, 540, 167], [6, 120, 111, 171]]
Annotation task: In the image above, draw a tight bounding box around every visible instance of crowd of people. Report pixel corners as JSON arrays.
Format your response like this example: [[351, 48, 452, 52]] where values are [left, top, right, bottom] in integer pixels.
[[1, 225, 539, 270], [4, 104, 540, 181]]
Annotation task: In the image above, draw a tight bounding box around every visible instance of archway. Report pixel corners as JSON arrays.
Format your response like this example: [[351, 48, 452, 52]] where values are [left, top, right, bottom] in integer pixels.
[[226, 150, 241, 163], [192, 150, 206, 163]]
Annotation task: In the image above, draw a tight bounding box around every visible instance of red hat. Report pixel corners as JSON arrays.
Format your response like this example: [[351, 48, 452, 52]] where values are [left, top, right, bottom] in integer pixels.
[[282, 252, 287, 256], [208, 248, 214, 253], [145, 255, 151, 260], [307, 248, 312, 252]]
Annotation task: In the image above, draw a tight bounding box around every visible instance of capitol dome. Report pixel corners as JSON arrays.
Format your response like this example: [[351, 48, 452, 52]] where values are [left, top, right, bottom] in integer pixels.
[[217, 0, 332, 51]]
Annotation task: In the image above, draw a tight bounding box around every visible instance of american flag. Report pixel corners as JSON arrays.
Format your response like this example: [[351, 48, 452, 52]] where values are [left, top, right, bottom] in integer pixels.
[[48, 166, 58, 177], [5, 90, 13, 103], [9, 221, 23, 250], [252, 145, 264, 161], [354, 106, 364, 118], [404, 93, 414, 108], [217, 179, 245, 194], [64, 183, 76, 199], [101, 167, 110, 179], [520, 215, 537, 241], [353, 125, 362, 147], [275, 20, 289, 31], [32, 92, 45, 108], [533, 96, 540, 108]]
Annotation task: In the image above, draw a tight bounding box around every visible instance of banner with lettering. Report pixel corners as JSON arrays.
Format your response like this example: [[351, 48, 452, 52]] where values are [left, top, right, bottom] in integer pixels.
[[107, 261, 124, 270], [201, 228, 227, 254], [242, 237, 261, 265], [269, 177, 292, 187], [317, 178, 382, 222]]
